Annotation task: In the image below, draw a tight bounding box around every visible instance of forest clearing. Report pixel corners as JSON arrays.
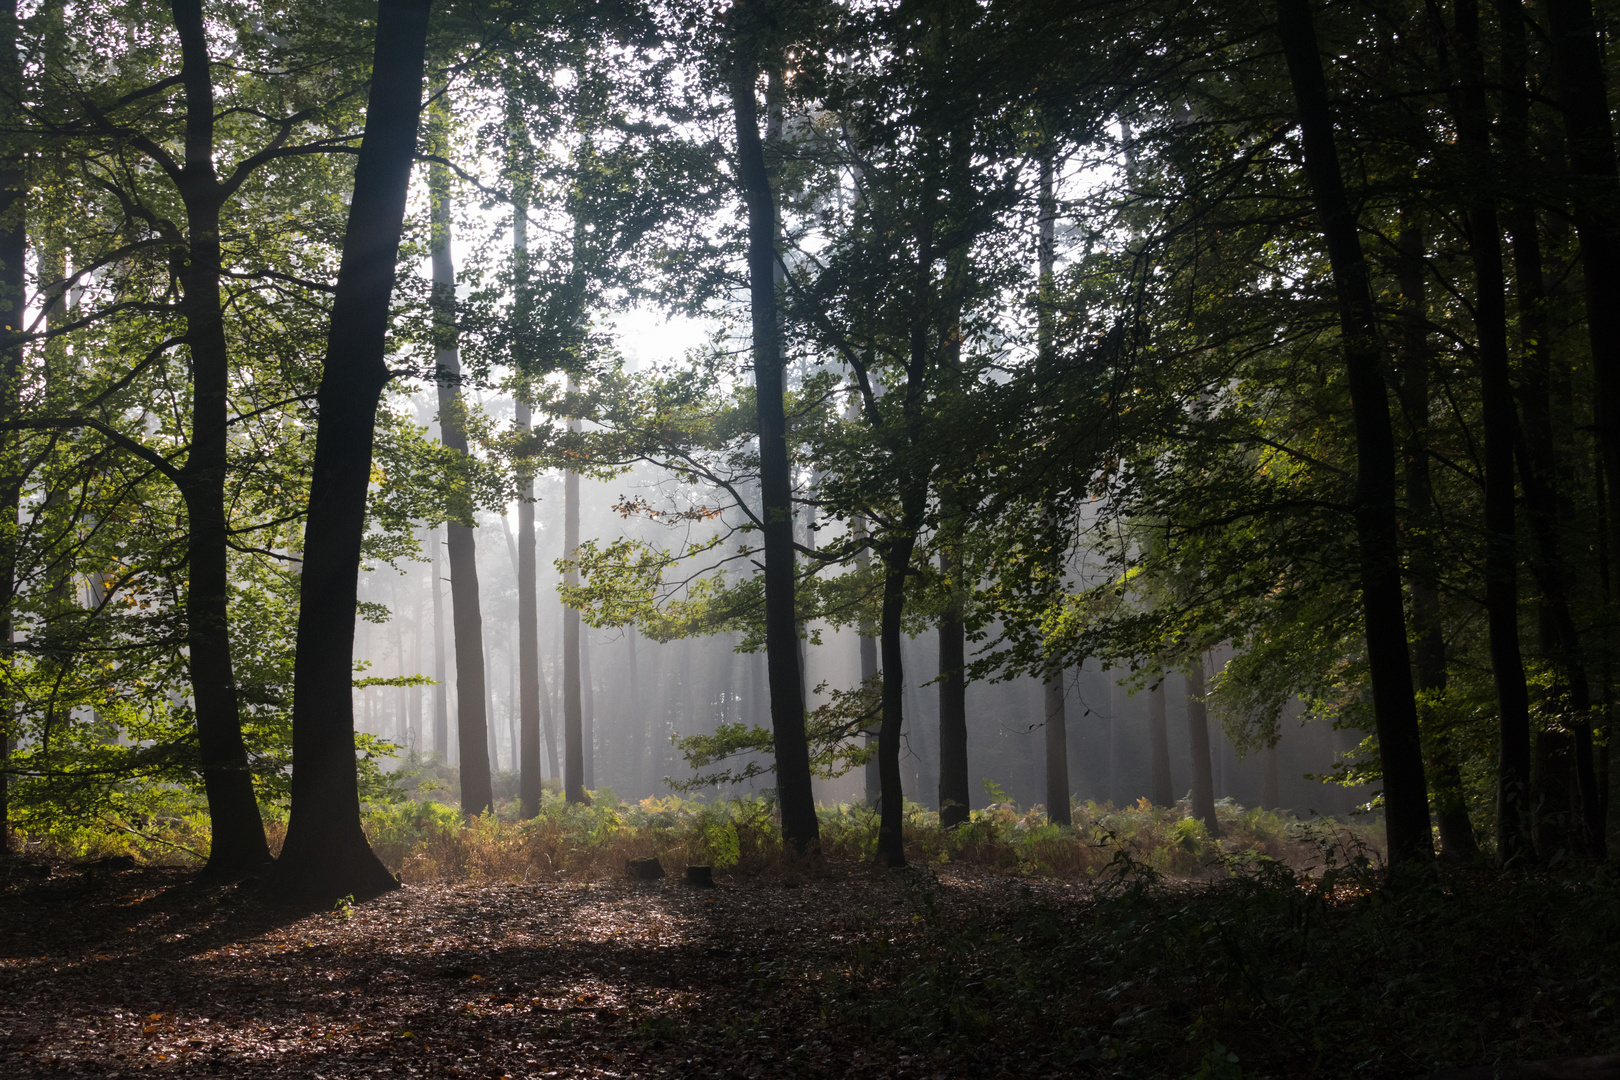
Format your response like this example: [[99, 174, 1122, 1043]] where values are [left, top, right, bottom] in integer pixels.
[[4, 827, 1619, 1080]]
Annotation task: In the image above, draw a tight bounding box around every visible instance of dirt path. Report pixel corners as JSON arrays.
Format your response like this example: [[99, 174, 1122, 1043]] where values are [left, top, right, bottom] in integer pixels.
[[0, 863, 1080, 1079]]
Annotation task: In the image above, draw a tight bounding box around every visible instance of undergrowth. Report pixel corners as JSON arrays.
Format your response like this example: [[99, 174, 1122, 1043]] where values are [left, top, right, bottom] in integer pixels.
[[12, 788, 1379, 885]]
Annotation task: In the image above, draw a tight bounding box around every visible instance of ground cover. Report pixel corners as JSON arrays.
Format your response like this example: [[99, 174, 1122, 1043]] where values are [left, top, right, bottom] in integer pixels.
[[2, 848, 1616, 1079]]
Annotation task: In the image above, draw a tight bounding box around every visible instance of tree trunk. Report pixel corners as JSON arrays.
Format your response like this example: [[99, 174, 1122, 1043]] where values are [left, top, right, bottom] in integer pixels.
[[1185, 658, 1219, 836], [1263, 736, 1280, 810], [271, 0, 432, 904], [1496, 0, 1605, 858], [877, 527, 918, 866], [1395, 217, 1479, 860], [1545, 0, 1620, 591], [431, 524, 449, 757], [0, 0, 22, 858], [582, 622, 596, 790], [1275, 0, 1432, 866], [856, 514, 880, 806], [1109, 670, 1126, 807], [1043, 671, 1071, 825], [1148, 673, 1174, 807], [937, 545, 969, 827], [1449, 0, 1534, 864], [429, 95, 492, 819], [169, 0, 270, 876], [563, 398, 586, 803], [729, 33, 818, 853]]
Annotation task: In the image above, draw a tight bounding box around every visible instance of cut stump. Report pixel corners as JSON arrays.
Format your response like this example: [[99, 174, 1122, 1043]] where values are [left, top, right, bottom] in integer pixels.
[[626, 856, 664, 881]]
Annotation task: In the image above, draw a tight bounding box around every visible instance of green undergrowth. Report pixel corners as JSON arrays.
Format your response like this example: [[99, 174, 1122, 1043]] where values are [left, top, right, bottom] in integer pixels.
[[830, 857, 1620, 1077], [12, 785, 1380, 885]]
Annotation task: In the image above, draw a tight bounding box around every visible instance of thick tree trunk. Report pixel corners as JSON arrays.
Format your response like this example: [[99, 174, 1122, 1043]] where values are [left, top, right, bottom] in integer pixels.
[[0, 0, 22, 858], [1184, 658, 1220, 836], [170, 0, 270, 876], [1109, 672, 1127, 807], [271, 0, 432, 904], [1275, 0, 1432, 866], [1043, 671, 1071, 825], [937, 546, 969, 827], [1451, 0, 1534, 864], [563, 409, 586, 803], [1395, 218, 1479, 860], [1148, 673, 1174, 807], [429, 101, 492, 819], [430, 525, 449, 757], [729, 37, 818, 853]]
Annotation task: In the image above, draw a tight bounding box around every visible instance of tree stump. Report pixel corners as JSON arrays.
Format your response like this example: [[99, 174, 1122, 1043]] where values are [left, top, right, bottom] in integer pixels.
[[626, 856, 664, 881], [685, 865, 714, 887]]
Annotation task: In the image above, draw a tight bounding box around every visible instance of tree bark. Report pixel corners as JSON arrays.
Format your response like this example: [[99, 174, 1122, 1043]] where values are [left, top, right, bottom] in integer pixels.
[[1275, 0, 1432, 866], [856, 514, 879, 806], [271, 0, 432, 904], [1185, 658, 1220, 836], [1496, 0, 1605, 858], [0, 0, 22, 858], [582, 620, 596, 789], [1395, 217, 1479, 860], [563, 395, 586, 803], [429, 95, 492, 819], [1148, 673, 1174, 807], [937, 546, 969, 827], [169, 0, 270, 876], [877, 524, 918, 866], [430, 524, 449, 757], [729, 26, 818, 853], [1545, 0, 1620, 593], [513, 184, 541, 816], [1044, 671, 1071, 825], [1450, 0, 1534, 864]]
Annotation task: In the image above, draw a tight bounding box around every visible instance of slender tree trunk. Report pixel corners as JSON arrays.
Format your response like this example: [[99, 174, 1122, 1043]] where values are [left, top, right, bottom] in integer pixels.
[[1545, 0, 1620, 579], [516, 421, 540, 816], [856, 514, 879, 806], [627, 625, 642, 798], [563, 396, 586, 803], [431, 525, 449, 757], [1185, 658, 1219, 836], [1263, 736, 1280, 810], [170, 0, 270, 875], [937, 544, 969, 827], [429, 96, 492, 819], [877, 527, 918, 867], [272, 0, 432, 903], [582, 624, 596, 790], [1395, 218, 1479, 860], [0, 0, 22, 858], [1036, 147, 1072, 828], [1109, 671, 1126, 807], [1044, 671, 1071, 825], [1275, 0, 1433, 866], [1496, 0, 1606, 858], [1148, 673, 1174, 807], [1449, 0, 1535, 864], [729, 33, 818, 853]]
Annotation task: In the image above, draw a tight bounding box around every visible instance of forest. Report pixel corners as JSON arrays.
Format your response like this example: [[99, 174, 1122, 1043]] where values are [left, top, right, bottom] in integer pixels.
[[2, 0, 1619, 1076]]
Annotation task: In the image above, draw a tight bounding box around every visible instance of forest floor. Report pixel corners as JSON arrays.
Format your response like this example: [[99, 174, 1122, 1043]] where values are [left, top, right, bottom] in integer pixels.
[[2, 857, 1618, 1080]]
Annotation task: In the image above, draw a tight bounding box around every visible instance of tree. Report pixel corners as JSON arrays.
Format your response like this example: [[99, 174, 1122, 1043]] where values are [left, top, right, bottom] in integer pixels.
[[727, 0, 818, 853], [428, 87, 493, 819], [1274, 0, 1432, 868], [270, 0, 433, 904]]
